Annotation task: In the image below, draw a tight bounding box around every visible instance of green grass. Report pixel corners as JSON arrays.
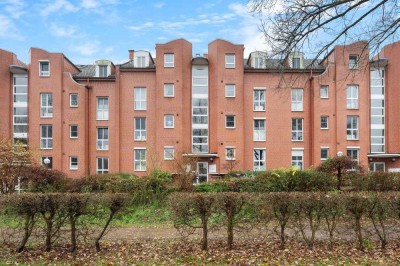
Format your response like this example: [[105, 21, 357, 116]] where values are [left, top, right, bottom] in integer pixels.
[[117, 202, 171, 226]]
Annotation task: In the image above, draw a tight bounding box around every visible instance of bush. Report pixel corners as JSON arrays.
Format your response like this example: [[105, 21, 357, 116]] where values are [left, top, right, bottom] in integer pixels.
[[351, 172, 400, 191]]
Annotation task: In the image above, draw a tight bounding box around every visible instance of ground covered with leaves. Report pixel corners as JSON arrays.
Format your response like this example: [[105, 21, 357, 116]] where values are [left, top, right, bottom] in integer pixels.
[[1, 235, 400, 265]]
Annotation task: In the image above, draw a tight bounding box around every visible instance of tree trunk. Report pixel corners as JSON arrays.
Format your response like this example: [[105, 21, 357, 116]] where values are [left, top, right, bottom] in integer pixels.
[[227, 219, 234, 250], [95, 211, 115, 252], [337, 168, 342, 190], [17, 215, 35, 253], [201, 212, 208, 251], [70, 215, 77, 252]]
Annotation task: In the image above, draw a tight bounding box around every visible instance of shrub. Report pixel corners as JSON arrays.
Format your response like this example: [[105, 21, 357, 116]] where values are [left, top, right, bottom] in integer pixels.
[[169, 192, 217, 250], [25, 166, 69, 193], [351, 172, 400, 191]]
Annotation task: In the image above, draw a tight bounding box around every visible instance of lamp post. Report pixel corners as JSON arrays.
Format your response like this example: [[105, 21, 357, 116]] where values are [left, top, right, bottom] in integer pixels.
[[43, 157, 50, 169]]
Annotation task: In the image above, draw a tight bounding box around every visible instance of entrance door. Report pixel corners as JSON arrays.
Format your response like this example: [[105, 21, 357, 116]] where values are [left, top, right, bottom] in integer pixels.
[[195, 162, 208, 184]]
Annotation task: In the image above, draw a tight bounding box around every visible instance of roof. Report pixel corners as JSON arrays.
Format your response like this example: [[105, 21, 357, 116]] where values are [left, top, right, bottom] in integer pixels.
[[244, 58, 324, 70], [73, 65, 116, 78], [118, 59, 156, 69]]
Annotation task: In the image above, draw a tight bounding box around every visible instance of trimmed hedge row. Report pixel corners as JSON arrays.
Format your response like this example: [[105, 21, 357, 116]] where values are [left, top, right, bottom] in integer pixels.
[[194, 170, 400, 192], [0, 193, 129, 252], [169, 191, 400, 251]]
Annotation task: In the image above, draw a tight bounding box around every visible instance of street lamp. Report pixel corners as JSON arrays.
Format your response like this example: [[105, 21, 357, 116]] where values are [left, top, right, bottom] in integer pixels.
[[43, 157, 50, 169], [337, 151, 343, 156]]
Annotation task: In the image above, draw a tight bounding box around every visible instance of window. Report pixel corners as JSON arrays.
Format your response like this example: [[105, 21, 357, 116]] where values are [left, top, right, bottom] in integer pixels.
[[134, 148, 146, 171], [97, 128, 109, 150], [226, 115, 235, 128], [253, 149, 266, 171], [97, 157, 109, 174], [70, 94, 78, 107], [292, 118, 303, 141], [291, 88, 303, 111], [347, 116, 359, 140], [369, 162, 385, 172], [321, 148, 329, 160], [134, 117, 146, 141], [40, 93, 53, 118], [98, 65, 108, 77], [40, 125, 53, 149], [70, 156, 78, 170], [134, 88, 146, 110], [164, 53, 174, 67], [254, 57, 263, 68], [320, 116, 329, 129], [254, 89, 266, 111], [39, 61, 50, 76], [97, 97, 109, 120], [70, 125, 78, 138], [225, 54, 235, 68], [347, 148, 359, 162], [292, 57, 301, 68], [225, 84, 235, 97], [254, 119, 266, 141], [164, 84, 174, 97], [347, 85, 358, 109], [320, 85, 328, 98], [292, 149, 304, 170], [164, 147, 174, 160], [164, 115, 174, 128], [349, 55, 359, 69], [226, 147, 236, 160], [136, 56, 146, 67]]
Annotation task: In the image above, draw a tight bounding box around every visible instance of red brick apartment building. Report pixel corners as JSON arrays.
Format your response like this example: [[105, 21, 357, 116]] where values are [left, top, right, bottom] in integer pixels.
[[1, 39, 400, 181]]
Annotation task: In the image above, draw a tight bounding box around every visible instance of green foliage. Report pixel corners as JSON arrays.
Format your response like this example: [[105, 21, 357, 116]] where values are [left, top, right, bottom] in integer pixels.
[[351, 172, 400, 191]]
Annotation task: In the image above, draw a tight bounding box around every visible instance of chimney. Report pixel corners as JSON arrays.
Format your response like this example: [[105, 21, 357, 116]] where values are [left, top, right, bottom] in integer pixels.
[[128, 50, 134, 60], [203, 53, 208, 59]]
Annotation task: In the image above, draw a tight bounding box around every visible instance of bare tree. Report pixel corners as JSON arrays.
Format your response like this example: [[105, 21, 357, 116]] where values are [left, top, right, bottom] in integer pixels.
[[171, 151, 198, 191], [249, 0, 400, 62]]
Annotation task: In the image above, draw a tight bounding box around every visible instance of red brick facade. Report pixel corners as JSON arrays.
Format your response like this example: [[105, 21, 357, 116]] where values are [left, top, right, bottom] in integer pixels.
[[2, 39, 400, 179]]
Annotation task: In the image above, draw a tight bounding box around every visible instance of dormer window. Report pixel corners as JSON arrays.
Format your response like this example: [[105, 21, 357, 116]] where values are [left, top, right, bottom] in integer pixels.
[[98, 65, 108, 77], [254, 57, 263, 68], [95, 60, 112, 77], [39, 61, 50, 76], [289, 52, 304, 69], [292, 57, 301, 68], [136, 56, 145, 67], [134, 51, 151, 68]]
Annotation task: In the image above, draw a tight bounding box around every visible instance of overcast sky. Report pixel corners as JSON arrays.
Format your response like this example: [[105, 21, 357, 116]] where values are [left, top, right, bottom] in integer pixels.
[[0, 0, 268, 64]]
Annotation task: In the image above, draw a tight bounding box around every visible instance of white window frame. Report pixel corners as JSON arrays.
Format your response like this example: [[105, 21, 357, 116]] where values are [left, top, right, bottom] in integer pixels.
[[97, 127, 109, 150], [164, 146, 174, 160], [39, 60, 50, 77], [291, 88, 303, 111], [347, 147, 360, 163], [320, 147, 329, 160], [253, 119, 266, 141], [253, 89, 266, 111], [134, 87, 147, 110], [134, 148, 147, 171], [225, 115, 235, 129], [40, 125, 53, 149], [320, 85, 329, 99], [347, 85, 359, 109], [291, 118, 303, 141], [225, 54, 235, 68], [70, 124, 78, 138], [226, 147, 236, 160], [96, 97, 109, 120], [96, 157, 109, 174], [292, 57, 301, 68], [70, 156, 78, 170], [40, 93, 53, 118], [136, 56, 146, 68], [70, 93, 78, 107], [98, 65, 108, 77], [134, 117, 146, 141], [254, 57, 263, 68], [291, 149, 304, 170], [370, 162, 385, 172], [164, 83, 174, 97], [320, 116, 329, 129], [349, 55, 359, 69], [347, 116, 359, 140], [164, 53, 174, 68], [225, 84, 235, 98], [253, 148, 266, 171], [164, 114, 174, 128]]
